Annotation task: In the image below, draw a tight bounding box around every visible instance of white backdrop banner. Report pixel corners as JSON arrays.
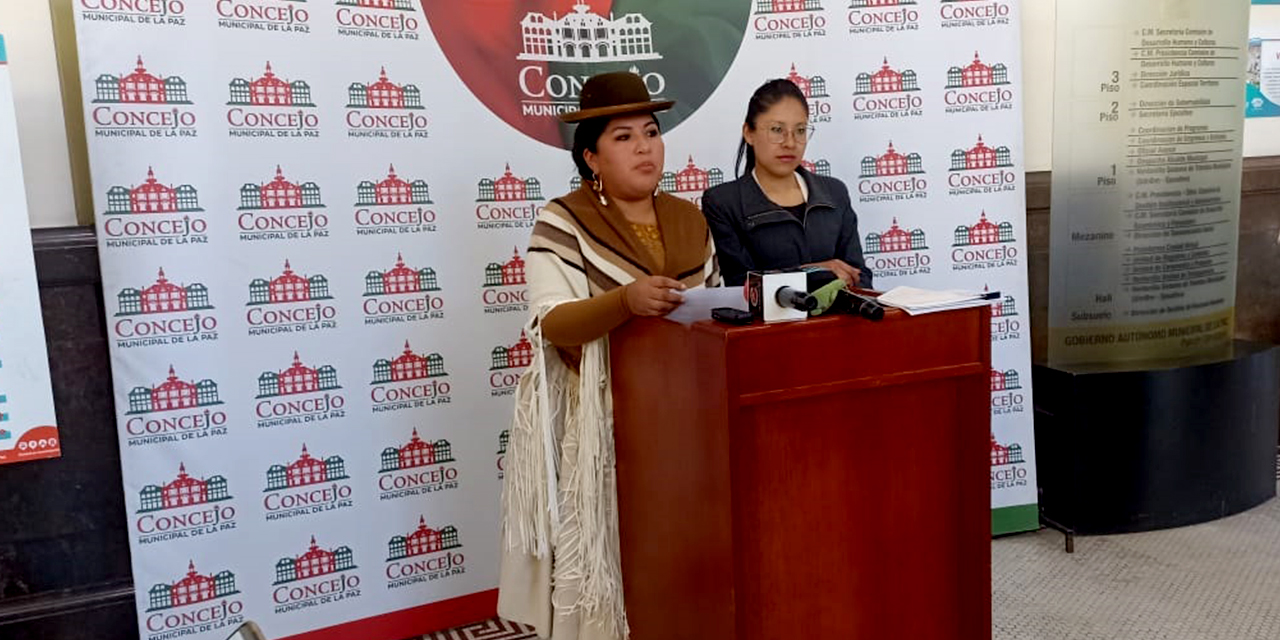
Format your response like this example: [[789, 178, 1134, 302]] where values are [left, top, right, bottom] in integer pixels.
[[0, 34, 61, 466], [72, 1, 1035, 638]]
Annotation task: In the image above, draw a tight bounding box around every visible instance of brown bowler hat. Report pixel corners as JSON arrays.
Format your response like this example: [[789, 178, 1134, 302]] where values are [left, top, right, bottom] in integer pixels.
[[559, 71, 675, 123]]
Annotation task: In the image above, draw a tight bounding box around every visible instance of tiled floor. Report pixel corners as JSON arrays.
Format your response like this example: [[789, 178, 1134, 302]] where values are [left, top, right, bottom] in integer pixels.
[[420, 618, 535, 640], [419, 469, 1280, 639], [994, 483, 1280, 639]]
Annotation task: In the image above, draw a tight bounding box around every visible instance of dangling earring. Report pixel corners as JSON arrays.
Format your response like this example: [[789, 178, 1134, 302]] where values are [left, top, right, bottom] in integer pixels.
[[592, 173, 608, 207]]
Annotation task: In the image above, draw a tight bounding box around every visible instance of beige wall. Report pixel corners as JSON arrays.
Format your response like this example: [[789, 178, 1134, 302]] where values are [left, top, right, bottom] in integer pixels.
[[4, 1, 1280, 227]]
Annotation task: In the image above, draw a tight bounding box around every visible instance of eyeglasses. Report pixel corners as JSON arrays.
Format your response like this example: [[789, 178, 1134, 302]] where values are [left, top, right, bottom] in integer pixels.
[[764, 122, 814, 145]]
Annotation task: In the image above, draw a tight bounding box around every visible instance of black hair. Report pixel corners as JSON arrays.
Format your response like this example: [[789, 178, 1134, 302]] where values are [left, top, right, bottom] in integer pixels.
[[735, 79, 809, 177], [572, 113, 662, 184]]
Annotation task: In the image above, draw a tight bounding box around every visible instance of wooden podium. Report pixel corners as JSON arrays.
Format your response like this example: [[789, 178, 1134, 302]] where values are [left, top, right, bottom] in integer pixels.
[[609, 307, 992, 640]]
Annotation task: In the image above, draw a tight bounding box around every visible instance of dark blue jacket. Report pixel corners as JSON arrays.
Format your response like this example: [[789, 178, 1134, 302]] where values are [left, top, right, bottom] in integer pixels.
[[701, 167, 873, 288]]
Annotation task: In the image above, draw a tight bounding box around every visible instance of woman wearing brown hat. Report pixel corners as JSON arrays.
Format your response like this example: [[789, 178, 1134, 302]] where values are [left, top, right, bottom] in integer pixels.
[[498, 71, 719, 640]]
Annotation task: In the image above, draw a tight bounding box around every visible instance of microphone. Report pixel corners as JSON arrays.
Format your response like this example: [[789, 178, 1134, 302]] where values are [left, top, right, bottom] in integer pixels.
[[842, 290, 885, 321], [775, 286, 816, 312]]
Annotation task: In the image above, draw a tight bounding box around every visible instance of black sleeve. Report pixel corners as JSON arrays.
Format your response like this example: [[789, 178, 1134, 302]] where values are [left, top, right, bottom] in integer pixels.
[[833, 181, 874, 289], [701, 188, 755, 287]]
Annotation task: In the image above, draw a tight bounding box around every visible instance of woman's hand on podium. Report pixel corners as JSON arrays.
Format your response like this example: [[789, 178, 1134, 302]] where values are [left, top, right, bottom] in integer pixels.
[[626, 276, 687, 316]]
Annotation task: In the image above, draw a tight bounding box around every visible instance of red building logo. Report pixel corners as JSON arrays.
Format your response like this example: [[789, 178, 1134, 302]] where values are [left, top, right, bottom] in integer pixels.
[[991, 368, 1026, 416], [990, 368, 1021, 392], [258, 353, 340, 399], [372, 342, 446, 384], [370, 342, 452, 413], [378, 429, 460, 500], [852, 58, 923, 120], [216, 0, 312, 33], [478, 166, 542, 231], [146, 561, 240, 612], [105, 168, 201, 215], [123, 366, 227, 445], [115, 268, 213, 317], [945, 53, 1015, 115], [477, 164, 543, 203], [865, 219, 927, 255], [90, 56, 197, 137], [80, 0, 187, 25], [858, 143, 927, 204], [385, 516, 465, 588], [249, 260, 332, 305], [135, 464, 236, 545], [336, 0, 421, 39], [228, 62, 314, 107], [266, 444, 350, 491], [94, 56, 190, 105], [953, 212, 1015, 247], [990, 287, 1018, 318], [274, 536, 356, 585], [239, 166, 324, 211], [226, 62, 320, 137], [387, 516, 461, 560], [345, 68, 430, 138], [482, 248, 529, 315], [860, 142, 924, 178], [951, 213, 1018, 271], [784, 63, 828, 98], [255, 353, 345, 429], [346, 67, 423, 109], [489, 332, 532, 397], [990, 433, 1025, 467], [238, 167, 330, 241], [987, 285, 1023, 342], [365, 253, 439, 296], [801, 158, 833, 177], [951, 135, 1013, 171], [139, 463, 231, 513], [946, 52, 1010, 88], [271, 535, 362, 612], [660, 156, 725, 203], [784, 64, 832, 123], [245, 261, 338, 335], [357, 165, 430, 206], [864, 219, 931, 278], [948, 136, 1017, 195], [363, 253, 445, 325], [941, 0, 1013, 29], [261, 446, 354, 521], [856, 58, 920, 95], [354, 166, 438, 235], [128, 366, 221, 415], [491, 333, 533, 371], [143, 561, 244, 639], [381, 429, 455, 473]]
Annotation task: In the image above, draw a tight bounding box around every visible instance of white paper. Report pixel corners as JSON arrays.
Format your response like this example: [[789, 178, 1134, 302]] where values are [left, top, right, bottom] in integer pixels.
[[663, 286, 747, 326]]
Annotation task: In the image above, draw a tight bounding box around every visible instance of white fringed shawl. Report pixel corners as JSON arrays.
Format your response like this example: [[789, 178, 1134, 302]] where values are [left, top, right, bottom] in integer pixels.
[[498, 189, 718, 640]]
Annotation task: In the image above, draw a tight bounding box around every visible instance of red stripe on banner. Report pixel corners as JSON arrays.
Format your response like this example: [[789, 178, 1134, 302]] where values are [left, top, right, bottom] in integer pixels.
[[277, 589, 498, 640]]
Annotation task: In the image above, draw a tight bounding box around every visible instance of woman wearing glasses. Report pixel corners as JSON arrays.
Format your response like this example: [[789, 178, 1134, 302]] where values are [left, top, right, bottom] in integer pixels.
[[702, 79, 873, 288]]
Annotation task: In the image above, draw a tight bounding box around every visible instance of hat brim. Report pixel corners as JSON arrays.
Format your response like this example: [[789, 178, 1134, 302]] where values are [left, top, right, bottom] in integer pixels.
[[559, 100, 676, 123]]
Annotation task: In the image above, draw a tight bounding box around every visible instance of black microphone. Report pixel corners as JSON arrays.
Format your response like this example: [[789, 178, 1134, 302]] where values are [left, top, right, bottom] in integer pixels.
[[843, 290, 885, 321], [775, 286, 817, 312]]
